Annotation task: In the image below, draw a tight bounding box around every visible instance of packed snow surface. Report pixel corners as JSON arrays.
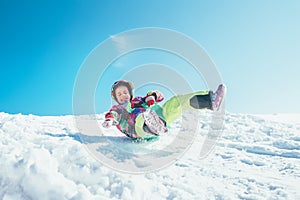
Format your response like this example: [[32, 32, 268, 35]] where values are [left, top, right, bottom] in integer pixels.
[[0, 111, 299, 199]]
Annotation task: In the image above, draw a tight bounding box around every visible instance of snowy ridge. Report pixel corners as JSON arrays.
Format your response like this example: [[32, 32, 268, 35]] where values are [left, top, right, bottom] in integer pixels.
[[0, 111, 299, 199]]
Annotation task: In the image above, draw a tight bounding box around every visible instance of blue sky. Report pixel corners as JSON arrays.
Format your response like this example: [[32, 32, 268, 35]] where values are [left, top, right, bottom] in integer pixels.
[[1, 0, 299, 115]]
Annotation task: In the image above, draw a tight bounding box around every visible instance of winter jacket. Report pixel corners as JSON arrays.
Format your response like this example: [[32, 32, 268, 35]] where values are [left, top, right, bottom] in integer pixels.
[[104, 91, 164, 138]]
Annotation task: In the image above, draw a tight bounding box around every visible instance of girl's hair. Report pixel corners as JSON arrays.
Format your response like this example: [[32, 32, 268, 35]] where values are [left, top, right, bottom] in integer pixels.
[[111, 80, 134, 103]]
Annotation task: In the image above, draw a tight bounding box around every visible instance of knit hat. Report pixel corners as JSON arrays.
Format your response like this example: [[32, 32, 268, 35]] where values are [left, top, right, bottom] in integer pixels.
[[111, 80, 134, 103]]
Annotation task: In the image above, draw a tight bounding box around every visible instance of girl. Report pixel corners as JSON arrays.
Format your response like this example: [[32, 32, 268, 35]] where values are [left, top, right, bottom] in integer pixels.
[[102, 80, 226, 139]]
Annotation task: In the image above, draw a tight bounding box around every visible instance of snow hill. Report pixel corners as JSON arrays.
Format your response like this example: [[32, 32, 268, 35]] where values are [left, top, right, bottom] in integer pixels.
[[0, 111, 299, 200]]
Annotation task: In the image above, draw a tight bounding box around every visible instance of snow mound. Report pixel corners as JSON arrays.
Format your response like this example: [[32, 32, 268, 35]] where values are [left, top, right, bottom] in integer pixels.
[[0, 111, 299, 199]]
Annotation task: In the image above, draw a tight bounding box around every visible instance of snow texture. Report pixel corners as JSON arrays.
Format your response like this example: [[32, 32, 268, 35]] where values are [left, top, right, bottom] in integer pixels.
[[0, 111, 299, 200]]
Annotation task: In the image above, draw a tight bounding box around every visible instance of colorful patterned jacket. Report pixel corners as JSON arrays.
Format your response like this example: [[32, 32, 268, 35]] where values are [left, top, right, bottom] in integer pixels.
[[104, 91, 164, 138]]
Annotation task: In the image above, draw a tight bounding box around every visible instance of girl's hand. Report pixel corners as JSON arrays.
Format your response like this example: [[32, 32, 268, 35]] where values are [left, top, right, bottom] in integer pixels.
[[153, 90, 164, 102], [145, 95, 156, 106], [102, 119, 113, 128]]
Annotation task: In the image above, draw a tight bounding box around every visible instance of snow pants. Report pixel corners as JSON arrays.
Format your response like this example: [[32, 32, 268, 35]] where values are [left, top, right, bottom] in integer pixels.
[[161, 90, 213, 124]]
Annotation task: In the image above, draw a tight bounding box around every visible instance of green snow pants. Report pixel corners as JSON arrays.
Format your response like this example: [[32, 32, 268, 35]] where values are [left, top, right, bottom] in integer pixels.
[[162, 90, 213, 124]]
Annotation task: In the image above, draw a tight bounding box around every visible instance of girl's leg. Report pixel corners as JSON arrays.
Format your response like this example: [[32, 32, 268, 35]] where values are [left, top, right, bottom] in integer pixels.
[[162, 90, 212, 124]]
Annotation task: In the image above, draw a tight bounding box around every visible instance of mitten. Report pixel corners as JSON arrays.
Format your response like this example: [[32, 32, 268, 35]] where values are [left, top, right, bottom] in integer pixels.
[[102, 119, 114, 128], [145, 94, 156, 106], [102, 112, 117, 128], [153, 90, 164, 102]]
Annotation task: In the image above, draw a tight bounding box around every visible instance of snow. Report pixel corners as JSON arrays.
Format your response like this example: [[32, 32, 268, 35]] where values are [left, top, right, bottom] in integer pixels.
[[0, 111, 299, 199]]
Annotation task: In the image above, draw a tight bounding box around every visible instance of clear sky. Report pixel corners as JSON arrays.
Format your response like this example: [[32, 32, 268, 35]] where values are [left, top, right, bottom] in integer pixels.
[[1, 0, 299, 115]]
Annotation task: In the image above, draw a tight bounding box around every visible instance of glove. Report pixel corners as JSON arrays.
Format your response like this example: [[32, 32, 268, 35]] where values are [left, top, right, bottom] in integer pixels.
[[153, 90, 164, 102], [145, 95, 156, 106], [102, 119, 114, 128]]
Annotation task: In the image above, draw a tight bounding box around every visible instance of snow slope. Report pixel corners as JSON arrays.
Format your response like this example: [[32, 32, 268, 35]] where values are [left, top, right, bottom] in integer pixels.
[[0, 111, 299, 199]]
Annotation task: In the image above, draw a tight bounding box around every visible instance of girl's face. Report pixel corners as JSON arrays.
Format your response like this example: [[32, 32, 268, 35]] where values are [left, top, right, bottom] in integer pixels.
[[115, 85, 130, 104]]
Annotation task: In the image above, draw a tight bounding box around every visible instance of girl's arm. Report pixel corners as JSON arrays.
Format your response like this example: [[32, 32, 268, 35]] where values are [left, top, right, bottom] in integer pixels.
[[102, 106, 120, 128]]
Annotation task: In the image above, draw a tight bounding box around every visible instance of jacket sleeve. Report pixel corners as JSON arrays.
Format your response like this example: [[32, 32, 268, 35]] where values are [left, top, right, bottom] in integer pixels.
[[104, 105, 122, 125], [130, 96, 145, 108]]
